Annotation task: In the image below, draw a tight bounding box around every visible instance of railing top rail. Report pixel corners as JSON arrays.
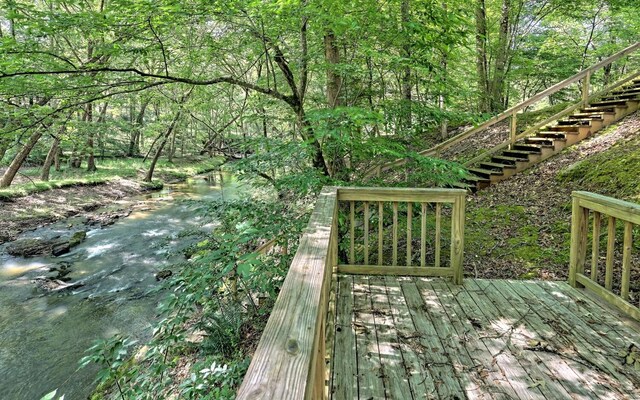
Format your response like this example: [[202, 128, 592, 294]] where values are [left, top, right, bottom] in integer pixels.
[[573, 191, 640, 225], [337, 187, 466, 202], [367, 42, 640, 177], [236, 186, 338, 400]]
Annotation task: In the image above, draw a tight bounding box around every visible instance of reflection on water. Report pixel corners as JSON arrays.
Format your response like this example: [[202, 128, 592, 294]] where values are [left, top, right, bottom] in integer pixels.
[[0, 172, 239, 400]]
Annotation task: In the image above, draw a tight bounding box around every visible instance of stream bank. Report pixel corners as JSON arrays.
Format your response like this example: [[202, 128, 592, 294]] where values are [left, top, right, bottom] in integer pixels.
[[0, 172, 240, 400]]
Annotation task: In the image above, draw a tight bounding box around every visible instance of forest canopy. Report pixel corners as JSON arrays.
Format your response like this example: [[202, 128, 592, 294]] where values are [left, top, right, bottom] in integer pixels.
[[0, 0, 638, 188]]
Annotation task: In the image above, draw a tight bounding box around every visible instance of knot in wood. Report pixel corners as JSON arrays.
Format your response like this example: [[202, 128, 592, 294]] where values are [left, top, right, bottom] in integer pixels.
[[286, 338, 300, 355]]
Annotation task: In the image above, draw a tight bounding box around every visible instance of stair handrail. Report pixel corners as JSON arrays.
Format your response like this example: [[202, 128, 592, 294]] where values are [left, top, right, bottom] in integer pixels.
[[364, 41, 640, 178]]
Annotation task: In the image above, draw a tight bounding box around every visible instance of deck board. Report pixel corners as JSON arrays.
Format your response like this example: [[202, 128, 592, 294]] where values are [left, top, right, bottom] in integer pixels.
[[330, 276, 640, 400]]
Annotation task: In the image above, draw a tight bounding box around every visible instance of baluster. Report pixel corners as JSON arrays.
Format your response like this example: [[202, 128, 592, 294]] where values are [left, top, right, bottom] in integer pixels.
[[392, 202, 398, 266], [605, 216, 616, 291], [349, 201, 355, 265], [621, 221, 632, 300], [406, 202, 412, 266], [591, 212, 601, 281], [378, 202, 384, 266], [435, 203, 442, 268], [364, 202, 369, 265], [421, 203, 427, 267]]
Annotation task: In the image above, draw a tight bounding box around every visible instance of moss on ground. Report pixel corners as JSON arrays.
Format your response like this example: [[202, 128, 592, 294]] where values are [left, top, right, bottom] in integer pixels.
[[557, 133, 640, 201]]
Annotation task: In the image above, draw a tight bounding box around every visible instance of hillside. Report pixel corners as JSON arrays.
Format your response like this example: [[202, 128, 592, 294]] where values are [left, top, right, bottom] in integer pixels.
[[465, 111, 640, 280]]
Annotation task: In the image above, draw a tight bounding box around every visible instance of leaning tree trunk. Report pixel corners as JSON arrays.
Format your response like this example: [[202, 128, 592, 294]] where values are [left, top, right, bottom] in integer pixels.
[[144, 110, 182, 182], [401, 0, 412, 130], [41, 136, 61, 181], [86, 103, 97, 172], [0, 129, 43, 188]]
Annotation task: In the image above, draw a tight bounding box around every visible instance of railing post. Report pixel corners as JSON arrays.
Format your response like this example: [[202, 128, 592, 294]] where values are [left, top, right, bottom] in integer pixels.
[[450, 194, 465, 285], [582, 70, 591, 106], [510, 111, 517, 148], [569, 194, 588, 287]]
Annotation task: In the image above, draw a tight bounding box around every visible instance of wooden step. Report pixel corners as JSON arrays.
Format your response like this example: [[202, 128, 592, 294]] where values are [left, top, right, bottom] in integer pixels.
[[546, 125, 580, 132], [462, 174, 490, 186], [538, 131, 569, 139], [503, 149, 538, 159], [467, 167, 503, 178], [581, 106, 616, 113], [610, 88, 640, 96], [492, 155, 526, 164], [568, 113, 605, 120], [524, 137, 554, 146], [557, 119, 590, 126], [447, 181, 473, 191], [479, 161, 516, 170], [590, 99, 631, 107], [512, 144, 543, 153], [602, 92, 640, 101]]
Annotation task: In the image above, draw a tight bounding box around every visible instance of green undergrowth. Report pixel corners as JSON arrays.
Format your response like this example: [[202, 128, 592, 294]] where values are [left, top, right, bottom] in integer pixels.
[[557, 132, 640, 201], [466, 204, 571, 278], [0, 157, 222, 200]]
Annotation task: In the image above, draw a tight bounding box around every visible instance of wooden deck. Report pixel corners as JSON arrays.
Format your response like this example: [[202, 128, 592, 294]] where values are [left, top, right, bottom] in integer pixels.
[[331, 276, 640, 400]]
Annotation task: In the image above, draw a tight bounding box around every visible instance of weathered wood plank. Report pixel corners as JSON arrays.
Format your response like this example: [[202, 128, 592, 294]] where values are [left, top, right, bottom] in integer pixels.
[[337, 265, 454, 277], [368, 277, 414, 399], [401, 279, 466, 399], [338, 187, 466, 203], [569, 198, 588, 287], [393, 202, 398, 266], [352, 276, 386, 399], [416, 279, 494, 399], [421, 203, 427, 267], [364, 201, 370, 265], [435, 203, 441, 268], [536, 280, 640, 339], [430, 279, 521, 399], [450, 282, 542, 399], [331, 276, 357, 400], [407, 202, 412, 266], [520, 282, 640, 390], [383, 277, 437, 399], [350, 200, 355, 265], [574, 191, 640, 225], [591, 211, 601, 281], [477, 280, 598, 399], [451, 196, 465, 284], [605, 216, 616, 290], [575, 274, 640, 321], [237, 187, 338, 400], [620, 221, 633, 300], [378, 202, 384, 266]]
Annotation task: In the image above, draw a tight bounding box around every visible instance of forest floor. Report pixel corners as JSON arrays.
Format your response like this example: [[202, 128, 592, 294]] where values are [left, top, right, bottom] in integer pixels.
[[0, 179, 150, 244], [464, 111, 640, 280]]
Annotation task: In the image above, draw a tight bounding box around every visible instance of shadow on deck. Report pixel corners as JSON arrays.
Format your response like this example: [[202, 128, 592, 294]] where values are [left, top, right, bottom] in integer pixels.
[[331, 276, 640, 399]]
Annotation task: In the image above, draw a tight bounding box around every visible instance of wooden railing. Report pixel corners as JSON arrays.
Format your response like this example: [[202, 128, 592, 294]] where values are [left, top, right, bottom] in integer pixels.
[[569, 191, 640, 321], [337, 187, 465, 284], [236, 187, 466, 399], [365, 42, 640, 178]]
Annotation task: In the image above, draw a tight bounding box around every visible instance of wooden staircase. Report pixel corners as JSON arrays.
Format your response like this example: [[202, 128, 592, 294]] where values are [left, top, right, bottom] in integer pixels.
[[462, 79, 640, 191]]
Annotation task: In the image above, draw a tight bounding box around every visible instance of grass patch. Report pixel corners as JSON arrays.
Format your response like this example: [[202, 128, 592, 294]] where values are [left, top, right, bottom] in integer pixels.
[[0, 157, 223, 200]]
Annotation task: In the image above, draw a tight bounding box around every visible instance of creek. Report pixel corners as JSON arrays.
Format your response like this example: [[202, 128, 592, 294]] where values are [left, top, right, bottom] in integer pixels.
[[0, 173, 239, 400]]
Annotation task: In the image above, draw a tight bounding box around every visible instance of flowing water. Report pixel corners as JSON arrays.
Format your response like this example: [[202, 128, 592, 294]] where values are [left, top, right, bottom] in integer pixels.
[[0, 173, 239, 400]]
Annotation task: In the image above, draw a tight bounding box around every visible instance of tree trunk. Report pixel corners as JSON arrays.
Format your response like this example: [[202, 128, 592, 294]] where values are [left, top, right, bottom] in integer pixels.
[[129, 98, 150, 157], [144, 111, 181, 182], [401, 0, 412, 129], [0, 138, 9, 163], [0, 129, 43, 188], [41, 136, 61, 181], [490, 0, 511, 112], [86, 103, 97, 172], [54, 146, 62, 171], [475, 0, 490, 113], [325, 31, 342, 108]]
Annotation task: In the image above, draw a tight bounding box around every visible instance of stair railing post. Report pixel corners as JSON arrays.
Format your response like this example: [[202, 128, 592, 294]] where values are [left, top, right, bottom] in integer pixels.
[[509, 111, 517, 148], [582, 70, 591, 107], [569, 193, 588, 288]]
